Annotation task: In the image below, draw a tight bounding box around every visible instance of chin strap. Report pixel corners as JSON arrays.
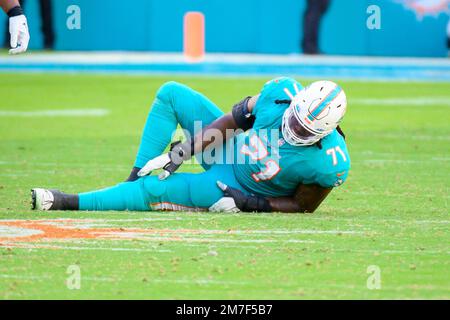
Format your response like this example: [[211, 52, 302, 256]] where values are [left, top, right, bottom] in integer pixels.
[[336, 125, 346, 139]]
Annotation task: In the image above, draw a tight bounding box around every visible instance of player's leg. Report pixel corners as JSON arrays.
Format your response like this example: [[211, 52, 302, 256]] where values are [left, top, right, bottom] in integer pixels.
[[145, 163, 247, 210], [78, 177, 161, 211], [32, 162, 246, 211], [31, 181, 151, 211], [80, 162, 245, 211], [128, 81, 224, 181], [32, 176, 188, 212]]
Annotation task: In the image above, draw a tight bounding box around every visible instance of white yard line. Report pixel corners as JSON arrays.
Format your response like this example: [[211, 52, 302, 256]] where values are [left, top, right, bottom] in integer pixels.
[[352, 97, 450, 106], [0, 273, 116, 282], [1, 217, 447, 225], [0, 109, 110, 117], [40, 217, 183, 226], [232, 230, 362, 235], [150, 278, 251, 286], [356, 151, 446, 157], [0, 273, 248, 286], [90, 237, 318, 244], [359, 159, 449, 164], [0, 218, 362, 235], [1, 273, 448, 291], [197, 215, 450, 225], [0, 161, 130, 168], [0, 243, 172, 253], [413, 220, 449, 224], [356, 133, 450, 141], [330, 248, 450, 255], [2, 243, 447, 255], [0, 226, 44, 238], [351, 191, 450, 199]]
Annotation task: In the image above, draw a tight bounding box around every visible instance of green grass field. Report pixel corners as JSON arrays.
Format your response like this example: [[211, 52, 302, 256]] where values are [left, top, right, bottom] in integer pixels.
[[0, 73, 448, 299]]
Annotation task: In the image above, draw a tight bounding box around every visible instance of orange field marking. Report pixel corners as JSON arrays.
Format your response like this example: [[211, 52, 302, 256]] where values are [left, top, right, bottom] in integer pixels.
[[0, 219, 333, 249], [0, 219, 220, 245]]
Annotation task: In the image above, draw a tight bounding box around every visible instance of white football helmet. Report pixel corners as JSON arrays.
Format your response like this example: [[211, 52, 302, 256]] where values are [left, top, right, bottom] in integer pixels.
[[282, 80, 347, 146]]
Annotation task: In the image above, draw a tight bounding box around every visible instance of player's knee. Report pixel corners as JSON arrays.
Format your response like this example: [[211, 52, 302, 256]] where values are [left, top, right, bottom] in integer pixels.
[[156, 81, 185, 103], [142, 175, 167, 197]]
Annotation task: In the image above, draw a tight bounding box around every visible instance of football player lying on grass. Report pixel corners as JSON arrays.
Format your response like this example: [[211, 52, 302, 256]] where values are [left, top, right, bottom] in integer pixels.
[[32, 77, 350, 213]]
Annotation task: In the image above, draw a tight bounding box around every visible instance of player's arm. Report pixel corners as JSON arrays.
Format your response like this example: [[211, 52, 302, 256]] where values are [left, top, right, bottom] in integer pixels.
[[138, 95, 260, 179], [191, 95, 259, 153], [267, 184, 332, 213], [1, 0, 29, 54], [211, 181, 332, 214], [0, 0, 19, 12]]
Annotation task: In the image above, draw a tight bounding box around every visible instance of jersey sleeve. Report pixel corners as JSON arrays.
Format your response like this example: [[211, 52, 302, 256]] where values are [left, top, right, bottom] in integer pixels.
[[252, 77, 302, 129], [290, 159, 349, 189], [313, 130, 351, 188], [316, 169, 349, 188], [253, 77, 299, 115]]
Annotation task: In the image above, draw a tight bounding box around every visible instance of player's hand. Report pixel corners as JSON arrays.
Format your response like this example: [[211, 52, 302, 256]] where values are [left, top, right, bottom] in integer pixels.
[[215, 181, 248, 211], [214, 181, 272, 212], [9, 14, 30, 55], [209, 196, 240, 213], [137, 153, 172, 180], [137, 141, 189, 180]]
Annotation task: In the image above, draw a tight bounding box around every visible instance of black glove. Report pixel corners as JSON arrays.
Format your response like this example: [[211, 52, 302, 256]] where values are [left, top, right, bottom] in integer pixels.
[[217, 181, 272, 212]]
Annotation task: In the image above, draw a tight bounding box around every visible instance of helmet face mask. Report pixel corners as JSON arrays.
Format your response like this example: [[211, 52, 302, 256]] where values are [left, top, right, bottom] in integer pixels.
[[282, 107, 321, 146], [281, 80, 347, 147]]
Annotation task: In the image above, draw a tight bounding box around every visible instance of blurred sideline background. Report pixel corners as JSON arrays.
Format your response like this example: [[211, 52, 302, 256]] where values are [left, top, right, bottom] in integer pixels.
[[0, 0, 448, 57], [0, 0, 449, 81]]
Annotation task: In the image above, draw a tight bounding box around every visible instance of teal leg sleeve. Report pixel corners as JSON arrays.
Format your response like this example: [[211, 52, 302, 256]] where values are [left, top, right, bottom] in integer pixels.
[[78, 163, 246, 212], [148, 163, 248, 210], [134, 81, 224, 169], [79, 179, 151, 211]]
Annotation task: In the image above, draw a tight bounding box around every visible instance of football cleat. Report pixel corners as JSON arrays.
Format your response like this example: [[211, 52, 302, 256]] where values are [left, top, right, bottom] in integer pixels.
[[31, 188, 55, 210], [31, 188, 79, 211]]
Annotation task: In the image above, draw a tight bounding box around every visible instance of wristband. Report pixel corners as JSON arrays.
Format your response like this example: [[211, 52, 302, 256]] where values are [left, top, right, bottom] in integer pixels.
[[7, 5, 23, 17], [179, 140, 195, 160], [244, 195, 272, 212], [169, 140, 194, 165]]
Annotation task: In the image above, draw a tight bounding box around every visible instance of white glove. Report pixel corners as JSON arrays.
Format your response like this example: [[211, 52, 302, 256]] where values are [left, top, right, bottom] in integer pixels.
[[9, 14, 30, 55], [137, 141, 191, 180], [137, 153, 172, 180], [209, 197, 241, 213]]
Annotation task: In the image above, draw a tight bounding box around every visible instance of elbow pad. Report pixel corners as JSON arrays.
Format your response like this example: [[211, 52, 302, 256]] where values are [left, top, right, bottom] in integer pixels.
[[231, 96, 255, 131]]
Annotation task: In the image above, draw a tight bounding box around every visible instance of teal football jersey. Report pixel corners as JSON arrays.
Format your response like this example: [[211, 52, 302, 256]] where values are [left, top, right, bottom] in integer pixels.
[[232, 77, 351, 197]]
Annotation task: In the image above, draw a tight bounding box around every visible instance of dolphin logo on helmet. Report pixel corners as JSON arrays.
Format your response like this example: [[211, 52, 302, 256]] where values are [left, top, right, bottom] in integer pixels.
[[281, 80, 347, 146]]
